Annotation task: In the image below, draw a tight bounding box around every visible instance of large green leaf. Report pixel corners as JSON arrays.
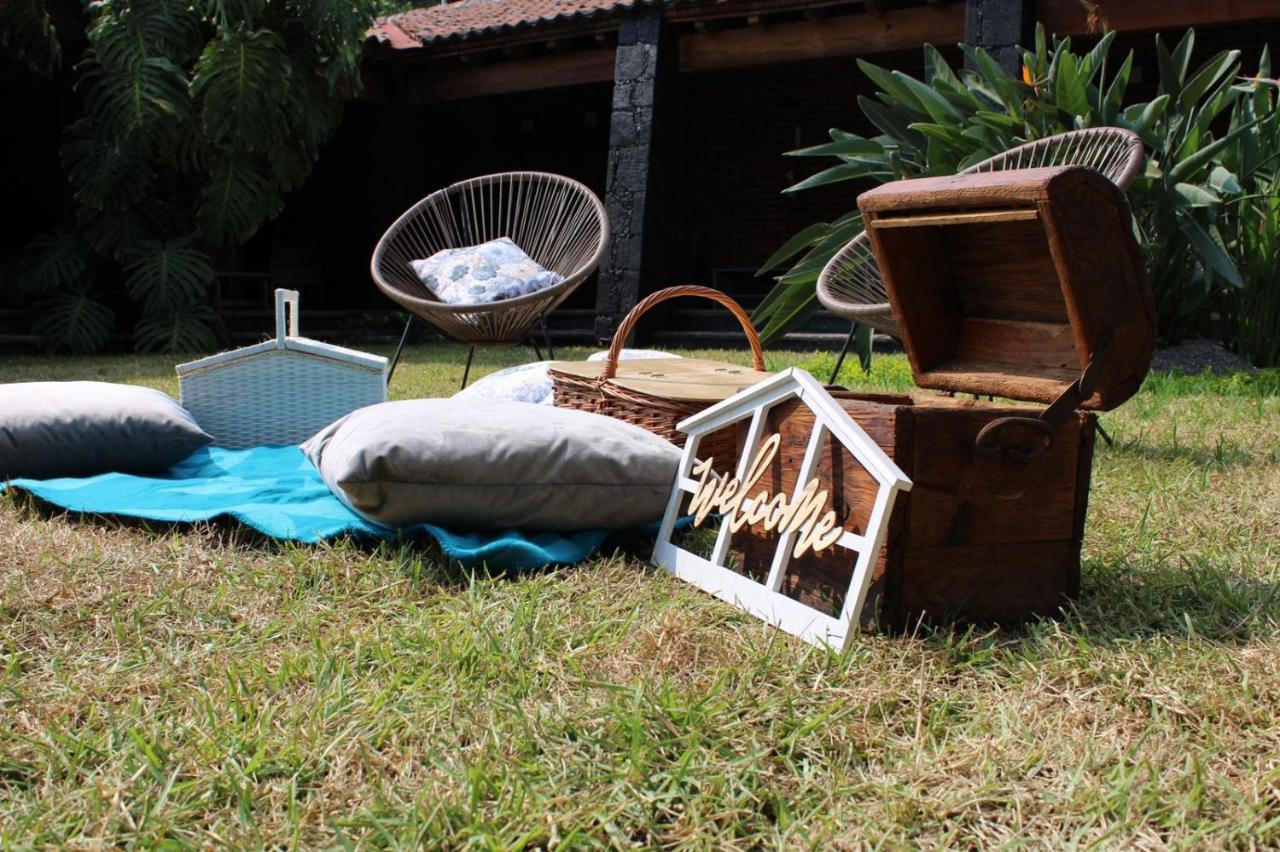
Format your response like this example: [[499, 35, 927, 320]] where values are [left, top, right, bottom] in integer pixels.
[[89, 0, 202, 69], [752, 278, 821, 347], [784, 161, 880, 194], [84, 56, 191, 140], [1178, 214, 1243, 288], [134, 305, 218, 353], [857, 96, 924, 154], [1179, 50, 1241, 113], [1102, 51, 1134, 125], [124, 240, 215, 312], [62, 119, 154, 212], [1156, 30, 1196, 99], [756, 222, 838, 276], [1053, 52, 1091, 120], [16, 230, 91, 298], [1169, 115, 1264, 183], [909, 123, 984, 155], [786, 132, 883, 159], [192, 28, 292, 151], [1174, 183, 1221, 207], [960, 44, 1030, 108], [856, 60, 931, 120], [32, 289, 115, 355], [1080, 31, 1117, 89], [896, 72, 967, 124], [197, 155, 281, 245]]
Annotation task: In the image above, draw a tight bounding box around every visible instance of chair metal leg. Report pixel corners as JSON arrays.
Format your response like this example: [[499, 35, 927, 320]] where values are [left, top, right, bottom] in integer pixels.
[[387, 314, 415, 386], [531, 340, 544, 361], [460, 345, 476, 390], [829, 323, 857, 385], [1097, 422, 1115, 448], [540, 318, 555, 361]]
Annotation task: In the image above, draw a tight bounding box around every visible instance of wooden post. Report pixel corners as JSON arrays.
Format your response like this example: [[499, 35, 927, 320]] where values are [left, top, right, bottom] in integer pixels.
[[595, 6, 673, 344], [965, 0, 1035, 75]]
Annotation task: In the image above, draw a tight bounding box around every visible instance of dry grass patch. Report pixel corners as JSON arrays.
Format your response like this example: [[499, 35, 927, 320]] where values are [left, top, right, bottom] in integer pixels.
[[0, 346, 1277, 846]]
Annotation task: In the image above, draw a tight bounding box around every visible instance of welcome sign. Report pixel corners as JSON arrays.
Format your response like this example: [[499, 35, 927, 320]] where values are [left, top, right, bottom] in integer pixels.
[[651, 368, 912, 650]]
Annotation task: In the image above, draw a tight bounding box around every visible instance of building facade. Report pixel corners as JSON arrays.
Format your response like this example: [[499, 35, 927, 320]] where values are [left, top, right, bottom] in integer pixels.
[[4, 0, 1276, 347]]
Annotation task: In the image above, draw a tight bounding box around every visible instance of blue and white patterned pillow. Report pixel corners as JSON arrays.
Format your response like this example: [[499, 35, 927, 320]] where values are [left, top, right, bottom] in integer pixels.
[[453, 361, 556, 406], [409, 238, 564, 305], [451, 350, 684, 408]]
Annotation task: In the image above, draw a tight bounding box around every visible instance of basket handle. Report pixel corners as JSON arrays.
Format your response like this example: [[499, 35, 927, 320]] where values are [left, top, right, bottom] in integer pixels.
[[602, 286, 765, 380], [275, 288, 299, 345]]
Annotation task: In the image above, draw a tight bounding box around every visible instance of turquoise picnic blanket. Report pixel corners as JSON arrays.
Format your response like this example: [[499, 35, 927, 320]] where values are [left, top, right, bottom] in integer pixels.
[[0, 446, 651, 570]]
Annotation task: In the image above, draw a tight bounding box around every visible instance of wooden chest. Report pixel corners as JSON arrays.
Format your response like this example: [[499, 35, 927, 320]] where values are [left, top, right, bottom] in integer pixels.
[[730, 166, 1153, 628], [730, 392, 1094, 628]]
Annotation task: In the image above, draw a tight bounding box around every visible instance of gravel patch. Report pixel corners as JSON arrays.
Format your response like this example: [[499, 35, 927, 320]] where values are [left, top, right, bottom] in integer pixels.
[[1151, 339, 1257, 375]]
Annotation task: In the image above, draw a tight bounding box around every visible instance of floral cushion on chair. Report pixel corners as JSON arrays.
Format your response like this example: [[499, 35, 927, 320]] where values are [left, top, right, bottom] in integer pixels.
[[409, 238, 564, 305]]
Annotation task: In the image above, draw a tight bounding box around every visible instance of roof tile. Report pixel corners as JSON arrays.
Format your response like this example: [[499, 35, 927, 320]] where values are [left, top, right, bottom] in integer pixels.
[[373, 0, 648, 47]]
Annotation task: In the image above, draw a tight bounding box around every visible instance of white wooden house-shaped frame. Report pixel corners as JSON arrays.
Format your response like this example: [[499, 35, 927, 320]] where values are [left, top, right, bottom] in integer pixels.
[[652, 368, 912, 650]]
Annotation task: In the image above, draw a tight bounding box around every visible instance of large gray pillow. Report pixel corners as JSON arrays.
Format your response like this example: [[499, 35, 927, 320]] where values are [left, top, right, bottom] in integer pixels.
[[0, 381, 212, 480], [302, 399, 681, 531]]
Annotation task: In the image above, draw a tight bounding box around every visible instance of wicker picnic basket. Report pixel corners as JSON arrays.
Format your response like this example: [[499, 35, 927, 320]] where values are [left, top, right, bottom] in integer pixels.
[[548, 286, 772, 463], [176, 289, 387, 448]]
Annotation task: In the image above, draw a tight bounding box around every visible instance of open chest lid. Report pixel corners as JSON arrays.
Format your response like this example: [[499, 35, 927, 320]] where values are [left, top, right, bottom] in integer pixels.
[[858, 165, 1155, 414]]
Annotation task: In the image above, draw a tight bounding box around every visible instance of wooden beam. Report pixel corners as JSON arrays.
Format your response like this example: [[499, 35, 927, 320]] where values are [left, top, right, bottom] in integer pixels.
[[407, 47, 616, 103], [679, 4, 964, 72], [1039, 0, 1280, 35]]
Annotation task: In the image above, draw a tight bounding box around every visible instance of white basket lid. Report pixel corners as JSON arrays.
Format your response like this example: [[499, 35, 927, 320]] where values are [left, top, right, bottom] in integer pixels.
[[176, 289, 387, 376]]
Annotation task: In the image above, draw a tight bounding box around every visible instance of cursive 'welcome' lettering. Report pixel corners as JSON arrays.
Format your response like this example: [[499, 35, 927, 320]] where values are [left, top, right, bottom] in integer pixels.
[[687, 433, 844, 558]]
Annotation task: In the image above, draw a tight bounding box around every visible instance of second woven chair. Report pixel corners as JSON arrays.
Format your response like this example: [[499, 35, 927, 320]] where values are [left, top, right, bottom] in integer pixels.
[[372, 171, 609, 387], [817, 127, 1147, 380]]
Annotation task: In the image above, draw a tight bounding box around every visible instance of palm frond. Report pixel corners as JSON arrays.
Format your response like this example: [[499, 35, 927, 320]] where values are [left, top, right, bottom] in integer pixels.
[[32, 289, 115, 354], [16, 229, 91, 298]]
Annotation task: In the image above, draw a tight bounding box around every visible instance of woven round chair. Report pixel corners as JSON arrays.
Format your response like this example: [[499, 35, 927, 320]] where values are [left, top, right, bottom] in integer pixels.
[[372, 171, 608, 386], [816, 127, 1146, 374]]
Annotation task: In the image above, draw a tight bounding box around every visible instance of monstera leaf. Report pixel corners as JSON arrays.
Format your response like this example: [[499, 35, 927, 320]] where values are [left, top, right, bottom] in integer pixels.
[[197, 155, 282, 246], [15, 230, 91, 299], [32, 289, 115, 355], [125, 240, 215, 312], [134, 305, 219, 353]]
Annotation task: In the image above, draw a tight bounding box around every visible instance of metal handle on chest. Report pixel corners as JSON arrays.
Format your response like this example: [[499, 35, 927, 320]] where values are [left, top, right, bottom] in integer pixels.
[[973, 331, 1114, 462]]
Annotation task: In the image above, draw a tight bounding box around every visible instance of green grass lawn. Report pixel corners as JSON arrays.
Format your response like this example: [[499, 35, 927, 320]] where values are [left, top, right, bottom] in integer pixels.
[[2, 343, 1278, 847]]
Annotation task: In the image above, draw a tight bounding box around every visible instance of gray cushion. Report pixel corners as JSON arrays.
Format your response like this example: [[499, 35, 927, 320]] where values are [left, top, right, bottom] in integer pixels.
[[302, 399, 681, 531], [0, 381, 212, 480]]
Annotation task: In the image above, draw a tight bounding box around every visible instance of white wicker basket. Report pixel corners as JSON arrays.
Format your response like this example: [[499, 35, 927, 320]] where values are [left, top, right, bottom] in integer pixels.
[[177, 289, 387, 448]]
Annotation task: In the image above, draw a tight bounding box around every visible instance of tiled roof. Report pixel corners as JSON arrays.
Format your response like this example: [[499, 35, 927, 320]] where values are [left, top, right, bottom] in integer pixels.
[[371, 0, 651, 48]]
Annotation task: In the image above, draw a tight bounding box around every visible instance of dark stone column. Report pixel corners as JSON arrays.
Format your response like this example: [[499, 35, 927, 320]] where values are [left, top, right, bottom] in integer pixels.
[[594, 6, 672, 343], [965, 0, 1035, 75]]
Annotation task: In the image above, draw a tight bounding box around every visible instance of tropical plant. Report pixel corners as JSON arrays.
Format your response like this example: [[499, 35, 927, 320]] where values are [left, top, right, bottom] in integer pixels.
[[2, 0, 382, 352], [754, 26, 1280, 366], [1218, 58, 1280, 368]]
